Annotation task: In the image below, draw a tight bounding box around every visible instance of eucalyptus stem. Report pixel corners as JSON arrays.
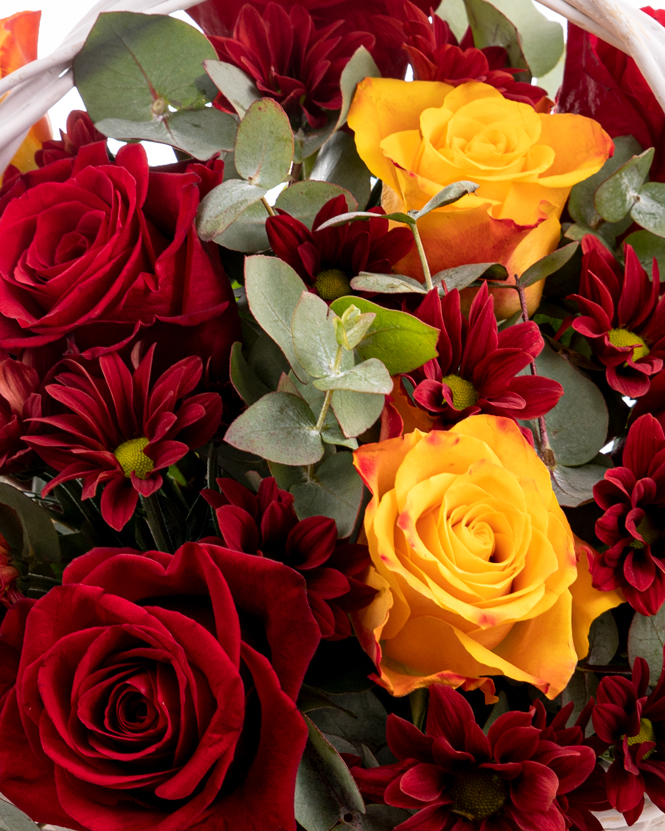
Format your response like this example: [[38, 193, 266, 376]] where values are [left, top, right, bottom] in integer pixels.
[[308, 344, 345, 478], [410, 222, 434, 293], [290, 161, 303, 183], [141, 493, 174, 554], [261, 196, 276, 217]]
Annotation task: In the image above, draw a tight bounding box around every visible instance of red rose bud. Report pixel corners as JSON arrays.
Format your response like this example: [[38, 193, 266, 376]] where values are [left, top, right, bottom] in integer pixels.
[[203, 477, 376, 639], [569, 237, 665, 398], [591, 413, 665, 615], [406, 283, 563, 427], [27, 347, 223, 532]]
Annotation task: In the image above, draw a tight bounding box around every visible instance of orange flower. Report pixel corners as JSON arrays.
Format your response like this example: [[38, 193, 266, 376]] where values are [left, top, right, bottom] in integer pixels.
[[0, 11, 51, 177], [352, 415, 623, 702], [348, 79, 612, 317]]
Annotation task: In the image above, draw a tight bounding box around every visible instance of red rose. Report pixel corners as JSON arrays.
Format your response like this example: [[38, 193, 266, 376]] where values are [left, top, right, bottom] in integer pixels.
[[0, 542, 320, 830], [0, 142, 240, 379]]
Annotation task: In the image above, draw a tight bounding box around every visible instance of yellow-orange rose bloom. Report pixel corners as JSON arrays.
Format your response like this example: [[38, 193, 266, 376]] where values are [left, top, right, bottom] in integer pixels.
[[0, 11, 51, 179], [348, 79, 613, 317], [352, 415, 623, 702]]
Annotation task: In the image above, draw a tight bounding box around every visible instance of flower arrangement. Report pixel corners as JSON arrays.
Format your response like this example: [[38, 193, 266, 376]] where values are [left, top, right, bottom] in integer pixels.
[[1, 1, 665, 830]]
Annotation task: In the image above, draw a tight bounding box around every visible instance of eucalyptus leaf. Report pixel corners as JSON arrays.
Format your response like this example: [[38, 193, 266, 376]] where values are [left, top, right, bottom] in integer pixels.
[[298, 685, 357, 717], [631, 182, 665, 238], [314, 359, 393, 394], [359, 805, 415, 830], [224, 392, 323, 465], [96, 108, 236, 160], [292, 451, 365, 538], [74, 12, 217, 123], [594, 147, 655, 223], [408, 180, 479, 220], [482, 691, 510, 733], [310, 131, 372, 208], [235, 98, 294, 189], [317, 210, 414, 231], [0, 483, 61, 569], [551, 463, 608, 508], [432, 262, 506, 292], [204, 59, 261, 117], [197, 179, 267, 241], [309, 691, 389, 757], [336, 45, 381, 131], [246, 330, 291, 390], [292, 292, 349, 379], [330, 297, 439, 375], [562, 670, 599, 732], [0, 800, 41, 831], [519, 242, 579, 288], [587, 610, 620, 666], [244, 255, 308, 381], [214, 200, 270, 253], [293, 115, 338, 163], [331, 389, 385, 439], [334, 308, 377, 350], [275, 181, 357, 230], [628, 606, 665, 685], [623, 229, 665, 276], [229, 342, 271, 405], [350, 273, 427, 294], [435, 0, 469, 42]]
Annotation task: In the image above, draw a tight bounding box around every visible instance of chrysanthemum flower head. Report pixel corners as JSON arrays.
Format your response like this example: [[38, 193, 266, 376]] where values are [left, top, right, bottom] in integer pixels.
[[27, 347, 223, 531], [570, 237, 665, 397]]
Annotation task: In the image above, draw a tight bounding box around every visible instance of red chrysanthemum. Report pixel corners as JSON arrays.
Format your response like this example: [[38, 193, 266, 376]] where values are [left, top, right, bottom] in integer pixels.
[[401, 4, 549, 108], [569, 237, 665, 397], [590, 413, 665, 615], [209, 3, 373, 129], [405, 283, 563, 427], [592, 651, 665, 825], [34, 110, 106, 168], [26, 347, 223, 531], [632, 369, 665, 432], [351, 684, 596, 830], [0, 355, 41, 475], [266, 193, 414, 300], [202, 476, 376, 639]]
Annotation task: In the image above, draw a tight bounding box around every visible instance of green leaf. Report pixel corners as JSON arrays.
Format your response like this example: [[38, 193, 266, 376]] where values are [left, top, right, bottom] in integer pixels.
[[292, 292, 349, 379], [321, 421, 359, 451], [310, 690, 389, 758], [298, 685, 358, 717], [314, 359, 393, 394], [623, 229, 665, 277], [197, 179, 267, 241], [224, 392, 323, 465], [295, 716, 365, 831], [234, 98, 294, 189], [229, 342, 271, 405], [631, 182, 665, 238], [214, 200, 270, 253], [628, 606, 665, 685], [331, 389, 385, 439], [275, 181, 357, 229], [435, 0, 469, 41], [534, 343, 609, 466], [464, 0, 564, 77], [0, 800, 41, 831], [96, 108, 236, 161], [292, 452, 364, 538], [594, 147, 655, 223], [204, 59, 261, 117], [551, 463, 608, 508], [246, 330, 291, 389], [562, 670, 599, 731], [74, 12, 216, 123], [350, 272, 427, 295], [432, 262, 506, 292], [587, 610, 620, 666], [294, 115, 338, 164], [244, 255, 308, 381], [0, 484, 60, 570], [358, 805, 415, 830], [216, 444, 270, 486], [409, 180, 479, 220], [519, 242, 579, 288], [317, 210, 414, 231], [336, 45, 381, 131], [334, 307, 377, 350], [568, 135, 643, 227], [482, 691, 510, 733], [330, 296, 439, 375], [310, 131, 372, 209]]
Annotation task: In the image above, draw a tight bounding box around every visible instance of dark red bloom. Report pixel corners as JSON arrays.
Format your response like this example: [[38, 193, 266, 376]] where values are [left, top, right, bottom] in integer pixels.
[[0, 542, 319, 830], [202, 476, 376, 639], [592, 651, 665, 825], [0, 354, 41, 474], [557, 8, 665, 182], [27, 347, 223, 531], [209, 3, 373, 129], [266, 194, 413, 300], [406, 284, 563, 426], [401, 5, 549, 108], [188, 0, 433, 80], [0, 533, 21, 611], [569, 237, 665, 397], [0, 141, 240, 380], [632, 369, 665, 432], [34, 110, 106, 167], [351, 684, 596, 830], [590, 413, 665, 615]]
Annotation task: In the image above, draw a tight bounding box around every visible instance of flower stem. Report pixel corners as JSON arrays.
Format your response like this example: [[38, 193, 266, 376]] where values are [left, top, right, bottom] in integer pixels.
[[410, 222, 434, 293], [261, 196, 276, 217], [142, 493, 174, 554]]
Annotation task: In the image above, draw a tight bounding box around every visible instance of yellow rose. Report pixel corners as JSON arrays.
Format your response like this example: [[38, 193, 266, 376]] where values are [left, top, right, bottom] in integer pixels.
[[352, 415, 623, 701], [348, 79, 613, 317], [1, 11, 51, 179]]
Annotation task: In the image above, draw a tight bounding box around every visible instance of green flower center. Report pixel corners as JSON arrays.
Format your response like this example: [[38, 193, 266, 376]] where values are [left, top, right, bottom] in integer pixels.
[[315, 269, 351, 301], [450, 770, 508, 820], [442, 375, 479, 410], [630, 513, 662, 549], [608, 328, 650, 361], [113, 437, 154, 479], [623, 718, 657, 759]]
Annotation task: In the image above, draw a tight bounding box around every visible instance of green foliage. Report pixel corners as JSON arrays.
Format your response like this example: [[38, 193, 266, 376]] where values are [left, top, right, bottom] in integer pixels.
[[310, 132, 372, 209], [350, 272, 427, 295], [197, 180, 268, 242], [519, 243, 579, 288], [551, 462, 609, 508], [0, 799, 42, 831], [594, 147, 655, 223], [409, 181, 479, 220], [292, 452, 365, 538], [234, 98, 294, 189], [276, 182, 357, 229], [292, 293, 353, 379], [628, 606, 665, 685], [631, 182, 665, 237], [624, 229, 665, 276], [587, 610, 620, 666], [335, 46, 381, 131], [203, 60, 261, 117], [331, 390, 386, 439], [0, 484, 61, 575]]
